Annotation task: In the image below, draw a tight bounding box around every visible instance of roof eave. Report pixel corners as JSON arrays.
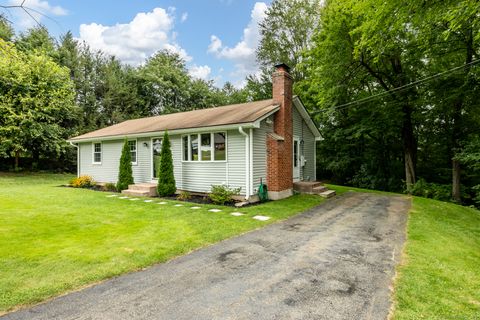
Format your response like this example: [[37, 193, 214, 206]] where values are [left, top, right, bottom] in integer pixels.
[[68, 121, 263, 143]]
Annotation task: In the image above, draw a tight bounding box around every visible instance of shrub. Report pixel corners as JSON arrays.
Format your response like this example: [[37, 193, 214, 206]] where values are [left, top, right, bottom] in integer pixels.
[[117, 138, 134, 191], [177, 191, 191, 201], [408, 178, 453, 201], [104, 182, 117, 192], [209, 185, 241, 205], [157, 131, 176, 196], [70, 175, 95, 188]]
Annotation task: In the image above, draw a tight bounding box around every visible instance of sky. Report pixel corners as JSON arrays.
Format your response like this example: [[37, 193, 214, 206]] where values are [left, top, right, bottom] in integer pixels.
[[3, 0, 272, 87]]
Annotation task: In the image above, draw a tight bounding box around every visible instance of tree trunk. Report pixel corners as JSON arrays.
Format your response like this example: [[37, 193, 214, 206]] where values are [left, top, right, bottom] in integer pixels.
[[403, 104, 417, 191], [452, 159, 461, 202], [14, 150, 19, 171]]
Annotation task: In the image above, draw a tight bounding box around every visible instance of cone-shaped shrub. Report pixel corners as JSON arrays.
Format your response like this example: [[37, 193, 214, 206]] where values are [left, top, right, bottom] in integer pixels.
[[117, 138, 134, 191], [157, 131, 176, 196]]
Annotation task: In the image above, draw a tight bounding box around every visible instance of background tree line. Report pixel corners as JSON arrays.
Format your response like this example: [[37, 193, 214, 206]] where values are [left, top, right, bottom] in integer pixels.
[[1, 0, 480, 206]]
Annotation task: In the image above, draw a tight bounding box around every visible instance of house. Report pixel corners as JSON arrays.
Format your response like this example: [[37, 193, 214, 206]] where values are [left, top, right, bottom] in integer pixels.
[[68, 64, 323, 200]]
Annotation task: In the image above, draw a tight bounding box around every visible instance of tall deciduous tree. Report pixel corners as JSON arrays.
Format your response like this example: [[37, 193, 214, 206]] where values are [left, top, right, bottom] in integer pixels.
[[0, 39, 77, 170]]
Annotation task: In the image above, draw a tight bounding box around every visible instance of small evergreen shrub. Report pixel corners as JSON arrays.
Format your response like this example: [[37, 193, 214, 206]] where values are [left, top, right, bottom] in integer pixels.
[[209, 185, 241, 205], [70, 175, 95, 188], [157, 131, 176, 196], [117, 138, 134, 191], [177, 191, 191, 201], [104, 182, 117, 192]]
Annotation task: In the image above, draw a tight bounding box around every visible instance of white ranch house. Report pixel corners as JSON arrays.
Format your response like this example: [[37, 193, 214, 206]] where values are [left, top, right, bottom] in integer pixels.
[[69, 64, 327, 200]]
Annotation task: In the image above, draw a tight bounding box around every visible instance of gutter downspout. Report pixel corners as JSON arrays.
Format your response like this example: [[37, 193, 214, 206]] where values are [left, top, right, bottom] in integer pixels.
[[69, 141, 79, 177], [238, 126, 250, 200], [249, 128, 254, 196]]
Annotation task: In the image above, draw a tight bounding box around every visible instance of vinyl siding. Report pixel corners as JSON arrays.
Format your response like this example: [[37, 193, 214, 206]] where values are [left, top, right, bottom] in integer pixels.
[[252, 117, 273, 193], [78, 137, 151, 183], [293, 107, 316, 181]]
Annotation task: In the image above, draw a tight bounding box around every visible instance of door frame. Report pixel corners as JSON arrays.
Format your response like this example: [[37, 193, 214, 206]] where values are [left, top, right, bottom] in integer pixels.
[[150, 137, 163, 182], [293, 137, 301, 182]]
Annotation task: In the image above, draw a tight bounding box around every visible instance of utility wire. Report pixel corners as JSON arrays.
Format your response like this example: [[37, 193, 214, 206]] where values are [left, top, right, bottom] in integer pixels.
[[312, 58, 480, 113]]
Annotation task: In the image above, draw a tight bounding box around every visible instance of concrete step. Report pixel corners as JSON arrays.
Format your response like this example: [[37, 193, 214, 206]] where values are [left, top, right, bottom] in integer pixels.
[[319, 190, 336, 198], [121, 189, 151, 197], [312, 186, 328, 193], [293, 181, 324, 193], [127, 184, 157, 196]]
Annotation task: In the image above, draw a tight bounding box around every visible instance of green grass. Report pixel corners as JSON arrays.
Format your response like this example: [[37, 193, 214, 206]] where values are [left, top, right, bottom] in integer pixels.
[[393, 197, 480, 319], [0, 173, 324, 313], [328, 183, 480, 319]]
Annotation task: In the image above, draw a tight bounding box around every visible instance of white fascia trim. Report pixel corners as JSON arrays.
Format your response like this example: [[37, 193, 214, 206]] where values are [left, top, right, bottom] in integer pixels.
[[68, 122, 258, 143], [292, 96, 322, 139], [252, 106, 280, 128]]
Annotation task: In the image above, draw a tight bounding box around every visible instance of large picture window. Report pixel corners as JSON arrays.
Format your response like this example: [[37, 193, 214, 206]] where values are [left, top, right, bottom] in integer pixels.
[[182, 132, 226, 161], [93, 142, 102, 164], [129, 140, 137, 164]]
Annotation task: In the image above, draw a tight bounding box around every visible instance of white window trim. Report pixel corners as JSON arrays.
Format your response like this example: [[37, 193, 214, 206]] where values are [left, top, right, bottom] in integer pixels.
[[129, 139, 138, 166], [92, 142, 102, 165], [181, 132, 227, 163]]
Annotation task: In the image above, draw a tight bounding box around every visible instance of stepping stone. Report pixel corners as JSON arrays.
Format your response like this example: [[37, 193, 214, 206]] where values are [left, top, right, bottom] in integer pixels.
[[129, 198, 140, 201], [119, 196, 129, 199], [174, 204, 184, 207], [106, 195, 118, 197], [230, 212, 244, 216], [144, 200, 153, 203], [191, 206, 201, 209], [157, 202, 167, 205], [253, 215, 270, 221], [208, 209, 222, 213]]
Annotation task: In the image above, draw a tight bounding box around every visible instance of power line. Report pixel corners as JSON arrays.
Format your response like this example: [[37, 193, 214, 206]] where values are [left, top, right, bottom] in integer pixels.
[[312, 58, 480, 113]]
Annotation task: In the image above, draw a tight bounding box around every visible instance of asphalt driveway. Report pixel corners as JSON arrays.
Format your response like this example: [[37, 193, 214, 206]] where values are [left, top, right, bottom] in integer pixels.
[[3, 192, 410, 320]]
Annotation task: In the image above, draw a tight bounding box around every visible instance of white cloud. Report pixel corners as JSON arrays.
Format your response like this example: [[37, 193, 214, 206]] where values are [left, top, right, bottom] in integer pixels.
[[181, 12, 188, 23], [7, 0, 68, 29], [189, 64, 211, 80], [78, 7, 190, 66], [208, 2, 268, 85]]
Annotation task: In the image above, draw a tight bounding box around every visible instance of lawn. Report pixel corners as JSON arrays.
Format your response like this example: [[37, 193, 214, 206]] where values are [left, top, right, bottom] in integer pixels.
[[0, 173, 325, 313], [328, 184, 480, 319]]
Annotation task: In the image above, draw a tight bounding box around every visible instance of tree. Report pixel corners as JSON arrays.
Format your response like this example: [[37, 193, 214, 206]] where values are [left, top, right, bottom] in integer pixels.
[[117, 139, 134, 191], [0, 39, 77, 170], [138, 50, 191, 114], [157, 131, 176, 196], [0, 15, 13, 41], [257, 0, 322, 83], [300, 0, 424, 191]]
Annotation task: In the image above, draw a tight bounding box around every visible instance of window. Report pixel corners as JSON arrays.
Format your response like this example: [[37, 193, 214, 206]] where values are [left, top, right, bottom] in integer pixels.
[[293, 140, 298, 167], [182, 132, 226, 161], [93, 142, 102, 164], [214, 133, 226, 161], [201, 133, 211, 161], [182, 136, 189, 161], [191, 135, 199, 161], [129, 140, 137, 164]]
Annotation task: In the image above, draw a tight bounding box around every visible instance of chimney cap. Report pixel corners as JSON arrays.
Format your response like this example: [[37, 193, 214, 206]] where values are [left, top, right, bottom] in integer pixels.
[[274, 63, 291, 73]]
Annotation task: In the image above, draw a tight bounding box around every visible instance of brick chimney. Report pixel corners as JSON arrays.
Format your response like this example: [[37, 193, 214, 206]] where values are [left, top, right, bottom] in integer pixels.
[[266, 63, 293, 200]]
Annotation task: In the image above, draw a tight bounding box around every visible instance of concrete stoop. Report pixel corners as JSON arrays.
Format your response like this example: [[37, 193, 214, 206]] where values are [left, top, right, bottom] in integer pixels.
[[121, 183, 157, 197], [293, 181, 336, 198]]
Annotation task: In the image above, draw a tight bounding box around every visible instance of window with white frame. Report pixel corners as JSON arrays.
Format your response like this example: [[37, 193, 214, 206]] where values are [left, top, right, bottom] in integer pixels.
[[183, 132, 226, 161], [129, 140, 137, 164], [93, 142, 102, 164]]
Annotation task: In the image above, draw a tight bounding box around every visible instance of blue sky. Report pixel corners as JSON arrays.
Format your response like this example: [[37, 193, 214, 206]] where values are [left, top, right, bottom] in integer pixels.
[[3, 0, 272, 86]]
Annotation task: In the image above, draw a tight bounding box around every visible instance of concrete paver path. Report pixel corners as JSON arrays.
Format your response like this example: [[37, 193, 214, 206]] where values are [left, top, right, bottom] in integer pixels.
[[3, 192, 410, 320]]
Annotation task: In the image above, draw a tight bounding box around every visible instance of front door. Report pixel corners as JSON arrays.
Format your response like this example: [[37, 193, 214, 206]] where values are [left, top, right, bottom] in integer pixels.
[[152, 137, 162, 179], [293, 138, 300, 182]]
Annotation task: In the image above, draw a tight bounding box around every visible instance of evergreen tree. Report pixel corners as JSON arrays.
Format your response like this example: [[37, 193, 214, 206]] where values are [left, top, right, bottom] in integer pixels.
[[117, 139, 134, 191], [157, 131, 176, 196]]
